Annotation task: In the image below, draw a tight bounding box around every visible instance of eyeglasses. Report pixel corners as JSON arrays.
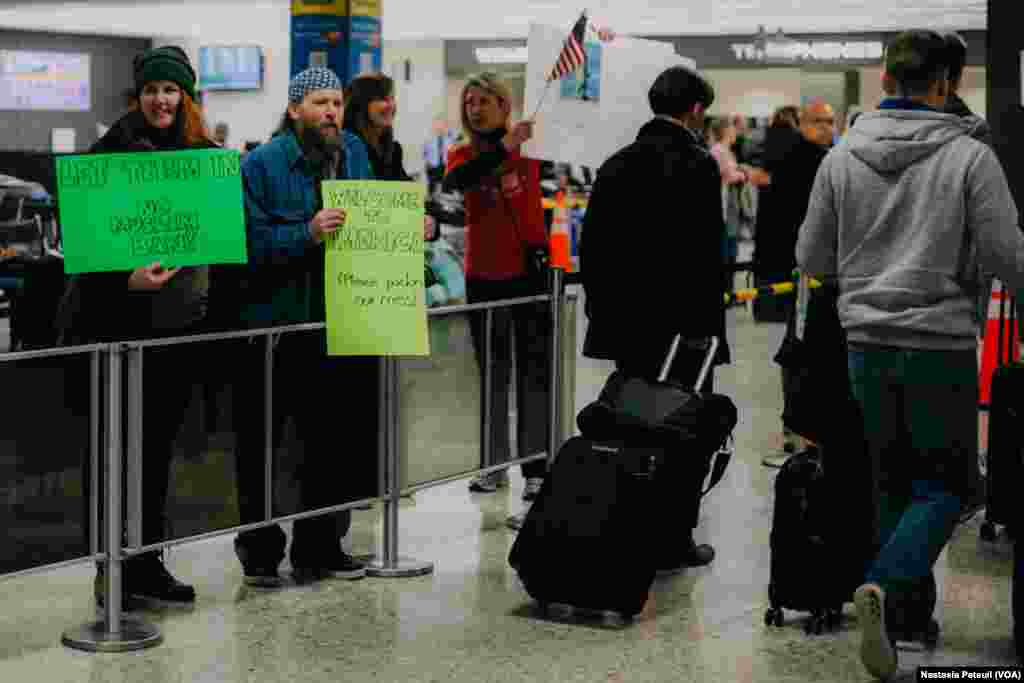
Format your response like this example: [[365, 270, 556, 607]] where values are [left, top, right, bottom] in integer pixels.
[[806, 117, 835, 127]]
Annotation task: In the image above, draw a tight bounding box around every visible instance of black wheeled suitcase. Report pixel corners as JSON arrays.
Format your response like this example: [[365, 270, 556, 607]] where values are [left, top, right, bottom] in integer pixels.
[[508, 337, 737, 619], [982, 293, 1022, 542]]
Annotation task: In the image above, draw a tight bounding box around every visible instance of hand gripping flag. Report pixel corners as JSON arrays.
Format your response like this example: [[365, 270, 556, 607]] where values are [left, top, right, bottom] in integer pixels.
[[547, 12, 588, 82]]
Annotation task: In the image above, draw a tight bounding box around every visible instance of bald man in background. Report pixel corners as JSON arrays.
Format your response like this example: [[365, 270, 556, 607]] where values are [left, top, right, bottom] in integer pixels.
[[751, 99, 835, 466]]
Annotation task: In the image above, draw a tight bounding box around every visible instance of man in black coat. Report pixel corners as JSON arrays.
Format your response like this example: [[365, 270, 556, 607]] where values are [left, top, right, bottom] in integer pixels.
[[751, 100, 834, 468], [580, 65, 727, 571]]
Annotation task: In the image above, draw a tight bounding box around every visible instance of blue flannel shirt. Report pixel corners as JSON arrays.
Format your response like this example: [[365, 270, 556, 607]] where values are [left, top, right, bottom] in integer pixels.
[[240, 130, 374, 326]]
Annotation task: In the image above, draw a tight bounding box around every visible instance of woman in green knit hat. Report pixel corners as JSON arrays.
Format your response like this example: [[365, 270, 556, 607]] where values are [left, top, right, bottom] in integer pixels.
[[71, 45, 218, 609]]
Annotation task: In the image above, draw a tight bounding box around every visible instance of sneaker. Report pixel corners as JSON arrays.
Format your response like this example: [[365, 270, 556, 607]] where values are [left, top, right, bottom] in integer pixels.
[[522, 478, 544, 502], [854, 583, 898, 681], [761, 450, 791, 468], [234, 534, 286, 587], [321, 551, 367, 580], [506, 512, 526, 531], [469, 470, 508, 493], [242, 566, 285, 588]]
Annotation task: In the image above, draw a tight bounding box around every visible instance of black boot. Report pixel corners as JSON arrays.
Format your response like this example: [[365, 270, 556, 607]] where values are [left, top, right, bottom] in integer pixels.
[[125, 552, 196, 604]]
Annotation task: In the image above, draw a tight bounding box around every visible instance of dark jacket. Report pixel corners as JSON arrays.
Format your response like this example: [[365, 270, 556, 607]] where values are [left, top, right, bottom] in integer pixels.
[[581, 117, 730, 366], [752, 126, 827, 282], [237, 129, 373, 328], [71, 111, 217, 343]]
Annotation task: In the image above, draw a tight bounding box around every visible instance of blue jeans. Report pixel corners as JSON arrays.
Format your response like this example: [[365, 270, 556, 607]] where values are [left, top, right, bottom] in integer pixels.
[[847, 346, 975, 593]]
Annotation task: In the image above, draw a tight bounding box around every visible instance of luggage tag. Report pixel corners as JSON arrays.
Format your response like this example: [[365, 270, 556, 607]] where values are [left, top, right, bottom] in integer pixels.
[[795, 274, 811, 341]]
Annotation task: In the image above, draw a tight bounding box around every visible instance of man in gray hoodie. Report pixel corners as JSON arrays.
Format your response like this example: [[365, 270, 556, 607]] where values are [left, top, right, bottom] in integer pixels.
[[796, 30, 1024, 681]]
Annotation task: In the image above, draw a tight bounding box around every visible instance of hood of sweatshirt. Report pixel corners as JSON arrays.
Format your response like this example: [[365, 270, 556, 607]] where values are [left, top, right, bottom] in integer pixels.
[[845, 109, 974, 175]]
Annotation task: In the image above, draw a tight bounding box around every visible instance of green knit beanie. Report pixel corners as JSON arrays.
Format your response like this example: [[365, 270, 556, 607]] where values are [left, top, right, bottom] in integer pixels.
[[134, 46, 197, 101]]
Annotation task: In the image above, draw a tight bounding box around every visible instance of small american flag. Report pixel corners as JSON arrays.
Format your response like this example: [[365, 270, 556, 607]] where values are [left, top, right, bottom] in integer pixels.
[[546, 12, 588, 82]]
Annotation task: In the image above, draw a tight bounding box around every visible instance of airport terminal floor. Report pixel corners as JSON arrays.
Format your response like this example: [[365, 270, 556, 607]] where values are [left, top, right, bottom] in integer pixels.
[[0, 294, 1017, 683]]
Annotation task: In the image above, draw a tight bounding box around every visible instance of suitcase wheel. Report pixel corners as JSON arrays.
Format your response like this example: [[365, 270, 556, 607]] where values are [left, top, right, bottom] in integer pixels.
[[765, 608, 784, 628], [981, 521, 998, 542], [805, 612, 826, 635], [923, 619, 940, 649]]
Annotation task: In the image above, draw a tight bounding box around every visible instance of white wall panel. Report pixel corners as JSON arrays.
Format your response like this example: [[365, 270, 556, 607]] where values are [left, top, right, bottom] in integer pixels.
[[0, 0, 986, 42]]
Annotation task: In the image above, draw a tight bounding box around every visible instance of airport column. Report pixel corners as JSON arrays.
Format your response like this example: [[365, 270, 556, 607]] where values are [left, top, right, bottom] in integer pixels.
[[291, 0, 382, 83]]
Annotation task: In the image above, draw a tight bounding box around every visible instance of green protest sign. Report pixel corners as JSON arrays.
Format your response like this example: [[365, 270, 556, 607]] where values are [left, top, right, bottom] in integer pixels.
[[56, 148, 247, 274], [323, 180, 429, 357]]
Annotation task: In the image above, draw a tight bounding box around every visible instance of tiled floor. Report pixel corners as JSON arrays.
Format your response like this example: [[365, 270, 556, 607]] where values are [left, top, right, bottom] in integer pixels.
[[0, 300, 1017, 683]]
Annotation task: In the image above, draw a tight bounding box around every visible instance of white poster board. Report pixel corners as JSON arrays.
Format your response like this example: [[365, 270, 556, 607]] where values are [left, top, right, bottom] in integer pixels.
[[51, 128, 76, 153], [524, 24, 695, 169]]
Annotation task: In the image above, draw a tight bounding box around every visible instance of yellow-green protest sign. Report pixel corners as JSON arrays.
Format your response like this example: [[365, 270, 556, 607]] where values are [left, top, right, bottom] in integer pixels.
[[323, 180, 429, 356], [56, 149, 247, 274]]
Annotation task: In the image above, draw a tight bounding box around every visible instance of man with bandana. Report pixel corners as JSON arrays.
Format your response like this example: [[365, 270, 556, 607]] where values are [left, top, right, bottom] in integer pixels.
[[230, 67, 375, 587]]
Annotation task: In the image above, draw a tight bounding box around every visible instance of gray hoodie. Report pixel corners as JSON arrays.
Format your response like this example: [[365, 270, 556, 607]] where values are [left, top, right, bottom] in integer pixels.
[[796, 108, 1024, 350]]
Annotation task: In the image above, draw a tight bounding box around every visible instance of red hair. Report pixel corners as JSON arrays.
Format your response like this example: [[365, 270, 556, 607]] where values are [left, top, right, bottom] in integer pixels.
[[179, 93, 213, 147]]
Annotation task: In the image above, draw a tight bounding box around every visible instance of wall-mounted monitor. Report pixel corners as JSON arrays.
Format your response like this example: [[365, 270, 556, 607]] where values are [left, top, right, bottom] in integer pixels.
[[198, 45, 263, 92], [0, 50, 91, 111]]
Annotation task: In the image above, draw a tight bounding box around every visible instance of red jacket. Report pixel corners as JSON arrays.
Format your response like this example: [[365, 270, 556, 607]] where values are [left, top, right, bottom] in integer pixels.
[[446, 143, 546, 280]]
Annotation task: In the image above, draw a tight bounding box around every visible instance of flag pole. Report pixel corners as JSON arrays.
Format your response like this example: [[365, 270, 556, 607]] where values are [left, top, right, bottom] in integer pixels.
[[530, 79, 554, 121]]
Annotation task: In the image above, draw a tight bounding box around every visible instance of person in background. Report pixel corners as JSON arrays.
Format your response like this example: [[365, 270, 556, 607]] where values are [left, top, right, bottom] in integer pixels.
[[797, 30, 1024, 680], [231, 66, 374, 587], [342, 72, 439, 242], [731, 113, 751, 164], [581, 65, 728, 572], [75, 46, 216, 608], [710, 117, 749, 299], [213, 121, 230, 147], [751, 100, 834, 469], [942, 31, 995, 527], [442, 72, 551, 505], [423, 117, 456, 197]]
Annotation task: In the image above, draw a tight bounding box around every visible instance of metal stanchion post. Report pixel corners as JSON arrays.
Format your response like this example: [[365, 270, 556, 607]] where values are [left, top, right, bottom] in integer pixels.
[[481, 308, 493, 472], [89, 351, 100, 556], [264, 334, 274, 521], [64, 346, 162, 652], [124, 348, 143, 550], [366, 356, 433, 578], [547, 269, 565, 468]]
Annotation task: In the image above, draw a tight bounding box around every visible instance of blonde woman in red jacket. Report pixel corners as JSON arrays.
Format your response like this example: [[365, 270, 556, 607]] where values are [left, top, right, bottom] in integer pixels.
[[443, 72, 550, 502]]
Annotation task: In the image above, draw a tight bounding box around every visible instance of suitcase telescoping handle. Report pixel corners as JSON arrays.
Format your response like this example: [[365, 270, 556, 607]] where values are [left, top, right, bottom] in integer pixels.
[[658, 335, 720, 390]]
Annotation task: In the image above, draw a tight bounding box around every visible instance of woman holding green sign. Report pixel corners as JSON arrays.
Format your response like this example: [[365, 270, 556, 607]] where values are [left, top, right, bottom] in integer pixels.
[[72, 46, 217, 608]]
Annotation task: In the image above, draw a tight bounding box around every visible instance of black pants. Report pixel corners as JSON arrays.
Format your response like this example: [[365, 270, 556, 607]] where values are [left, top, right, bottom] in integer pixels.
[[615, 348, 715, 534], [89, 340, 207, 554], [467, 278, 551, 480], [232, 332, 379, 567]]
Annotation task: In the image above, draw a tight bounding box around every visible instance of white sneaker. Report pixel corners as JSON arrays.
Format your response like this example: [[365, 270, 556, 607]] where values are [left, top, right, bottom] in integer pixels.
[[506, 512, 526, 531], [468, 470, 509, 493], [854, 583, 897, 681], [522, 478, 544, 501]]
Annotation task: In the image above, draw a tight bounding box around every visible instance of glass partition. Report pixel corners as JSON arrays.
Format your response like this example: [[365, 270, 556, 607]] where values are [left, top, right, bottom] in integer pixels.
[[0, 350, 93, 574], [399, 313, 482, 489]]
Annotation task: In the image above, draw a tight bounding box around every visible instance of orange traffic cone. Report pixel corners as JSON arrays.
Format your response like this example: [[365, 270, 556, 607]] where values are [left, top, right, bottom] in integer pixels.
[[549, 190, 571, 271], [979, 280, 1019, 405]]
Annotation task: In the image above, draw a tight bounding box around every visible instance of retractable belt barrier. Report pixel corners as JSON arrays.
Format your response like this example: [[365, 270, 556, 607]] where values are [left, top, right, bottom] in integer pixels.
[[725, 274, 822, 305], [1, 272, 573, 655]]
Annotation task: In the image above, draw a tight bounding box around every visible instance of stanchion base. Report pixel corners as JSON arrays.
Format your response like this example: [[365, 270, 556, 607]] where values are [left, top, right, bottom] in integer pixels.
[[365, 556, 434, 578], [62, 617, 163, 653]]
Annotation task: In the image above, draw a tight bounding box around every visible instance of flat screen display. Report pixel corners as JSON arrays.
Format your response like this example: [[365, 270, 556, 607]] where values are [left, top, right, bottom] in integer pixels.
[[198, 45, 263, 91], [0, 51, 91, 111]]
